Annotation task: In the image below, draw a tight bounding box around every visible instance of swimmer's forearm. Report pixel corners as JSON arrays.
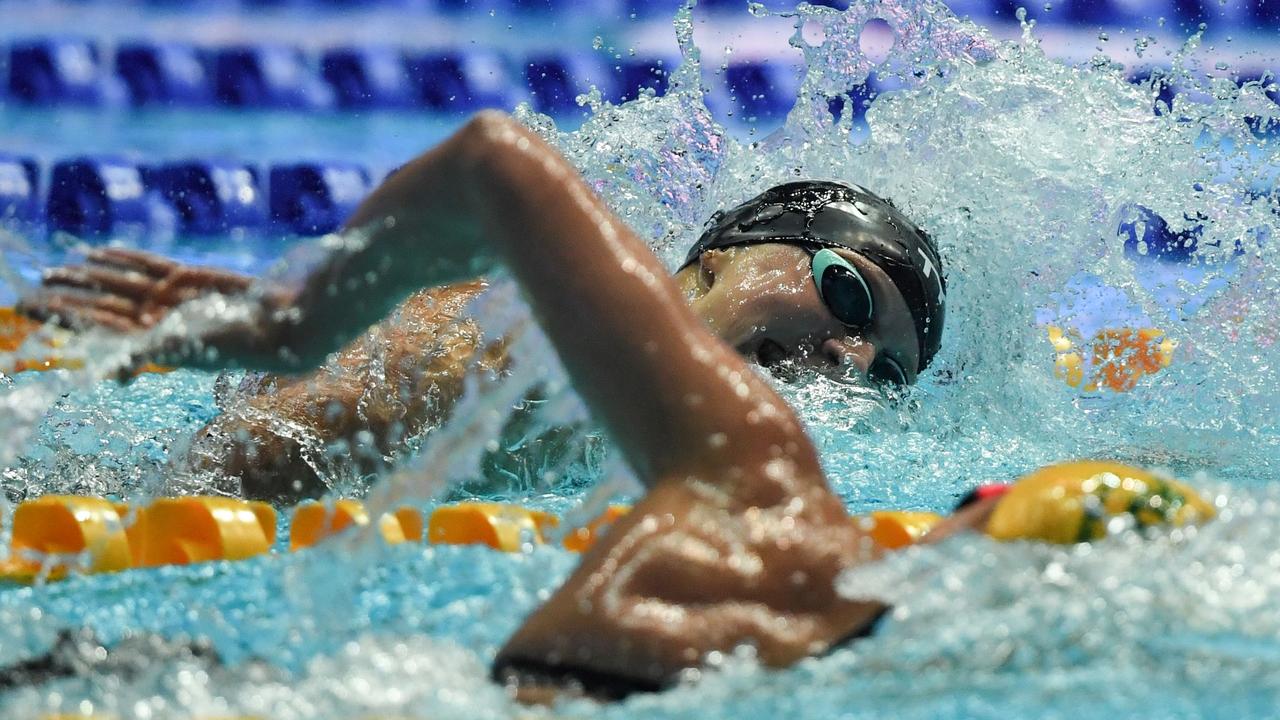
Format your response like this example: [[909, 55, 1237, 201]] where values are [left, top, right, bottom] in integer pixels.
[[272, 116, 503, 367]]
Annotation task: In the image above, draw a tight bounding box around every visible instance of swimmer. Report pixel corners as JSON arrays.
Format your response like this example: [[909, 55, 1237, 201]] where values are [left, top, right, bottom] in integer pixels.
[[20, 113, 945, 501], [7, 112, 1214, 700]]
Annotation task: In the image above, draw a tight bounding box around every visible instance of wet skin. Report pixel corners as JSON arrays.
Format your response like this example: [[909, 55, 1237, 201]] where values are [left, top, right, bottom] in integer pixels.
[[19, 111, 954, 697], [24, 202, 919, 502]]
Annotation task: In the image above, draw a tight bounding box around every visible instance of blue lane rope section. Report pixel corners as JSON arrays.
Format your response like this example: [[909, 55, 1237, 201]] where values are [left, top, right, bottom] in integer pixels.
[[2, 150, 1251, 246], [5, 37, 1273, 119]]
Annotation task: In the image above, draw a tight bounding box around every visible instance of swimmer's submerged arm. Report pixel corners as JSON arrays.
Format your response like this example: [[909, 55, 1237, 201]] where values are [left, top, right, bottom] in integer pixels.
[[279, 111, 821, 489]]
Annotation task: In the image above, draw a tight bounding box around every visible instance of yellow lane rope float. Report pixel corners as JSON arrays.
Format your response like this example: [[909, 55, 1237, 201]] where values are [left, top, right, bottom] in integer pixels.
[[985, 460, 1215, 544], [0, 460, 1214, 584], [1047, 325, 1175, 392]]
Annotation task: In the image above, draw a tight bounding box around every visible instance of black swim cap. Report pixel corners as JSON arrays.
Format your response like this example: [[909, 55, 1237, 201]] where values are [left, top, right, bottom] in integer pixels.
[[682, 181, 946, 372]]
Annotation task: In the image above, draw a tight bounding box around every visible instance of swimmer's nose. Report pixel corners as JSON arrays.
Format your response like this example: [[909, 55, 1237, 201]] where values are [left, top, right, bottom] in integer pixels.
[[820, 337, 874, 375]]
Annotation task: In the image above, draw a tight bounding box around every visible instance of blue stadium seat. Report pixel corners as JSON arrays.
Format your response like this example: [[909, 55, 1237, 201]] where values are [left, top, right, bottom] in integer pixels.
[[824, 73, 904, 123], [238, 0, 312, 7], [116, 42, 214, 107], [1171, 0, 1210, 26], [1063, 0, 1117, 24], [724, 60, 801, 121], [698, 0, 747, 10], [521, 53, 614, 116], [312, 0, 411, 6], [0, 155, 41, 223], [405, 49, 515, 112], [1117, 204, 1202, 263], [506, 0, 619, 12], [149, 160, 267, 235], [1127, 69, 1177, 115], [213, 45, 334, 110], [613, 56, 677, 102], [1253, 0, 1280, 24], [702, 0, 848, 8], [8, 38, 114, 105], [321, 47, 415, 109], [1238, 70, 1279, 106], [269, 162, 371, 235], [46, 157, 151, 237], [944, 0, 994, 18], [432, 0, 505, 13], [1238, 71, 1279, 140], [620, 0, 685, 16]]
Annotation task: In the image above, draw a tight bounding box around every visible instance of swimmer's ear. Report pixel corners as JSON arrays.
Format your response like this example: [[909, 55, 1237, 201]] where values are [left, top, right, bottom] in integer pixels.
[[698, 249, 730, 289]]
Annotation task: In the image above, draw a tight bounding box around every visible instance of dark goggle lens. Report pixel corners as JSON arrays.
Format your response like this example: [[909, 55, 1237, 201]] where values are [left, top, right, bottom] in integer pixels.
[[868, 354, 908, 387], [811, 248, 873, 329]]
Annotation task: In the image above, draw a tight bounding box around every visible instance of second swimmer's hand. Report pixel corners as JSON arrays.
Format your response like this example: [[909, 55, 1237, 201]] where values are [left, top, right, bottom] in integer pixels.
[[19, 248, 301, 377], [18, 248, 255, 332]]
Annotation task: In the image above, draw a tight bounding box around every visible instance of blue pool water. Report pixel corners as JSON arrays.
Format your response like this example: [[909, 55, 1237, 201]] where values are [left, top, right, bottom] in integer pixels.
[[2, 0, 1280, 717]]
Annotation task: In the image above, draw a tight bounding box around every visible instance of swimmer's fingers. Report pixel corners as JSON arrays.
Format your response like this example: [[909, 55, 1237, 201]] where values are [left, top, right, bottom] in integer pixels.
[[41, 265, 155, 301], [16, 291, 143, 334], [176, 266, 254, 295], [84, 247, 179, 278], [139, 267, 255, 326]]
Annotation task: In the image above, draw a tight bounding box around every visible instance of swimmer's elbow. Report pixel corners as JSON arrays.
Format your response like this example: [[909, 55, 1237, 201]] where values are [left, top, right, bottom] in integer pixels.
[[455, 111, 518, 167], [452, 111, 545, 196], [461, 110, 518, 142]]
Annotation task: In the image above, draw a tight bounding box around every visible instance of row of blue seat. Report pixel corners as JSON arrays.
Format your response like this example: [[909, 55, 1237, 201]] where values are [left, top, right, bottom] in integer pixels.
[[7, 0, 1277, 25], [0, 155, 376, 237], [0, 0, 850, 13], [4, 38, 693, 114], [11, 38, 1278, 119], [1, 154, 1269, 252]]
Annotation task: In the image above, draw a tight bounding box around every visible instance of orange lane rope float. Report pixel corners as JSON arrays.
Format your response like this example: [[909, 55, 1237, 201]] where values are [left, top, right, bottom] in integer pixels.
[[1047, 325, 1175, 392], [0, 495, 941, 584], [858, 510, 944, 549], [0, 306, 80, 373], [1, 306, 171, 375], [0, 496, 618, 584]]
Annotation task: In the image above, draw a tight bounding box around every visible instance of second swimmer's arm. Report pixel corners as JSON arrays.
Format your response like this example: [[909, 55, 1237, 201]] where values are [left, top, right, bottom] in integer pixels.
[[272, 118, 502, 366]]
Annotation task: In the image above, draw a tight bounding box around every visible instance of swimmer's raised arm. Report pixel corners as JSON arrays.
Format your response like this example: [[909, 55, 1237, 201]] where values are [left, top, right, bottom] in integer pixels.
[[265, 111, 820, 488]]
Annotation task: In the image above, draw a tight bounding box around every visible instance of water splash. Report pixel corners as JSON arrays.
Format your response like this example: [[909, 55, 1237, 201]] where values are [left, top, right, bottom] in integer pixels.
[[1, 0, 1279, 716]]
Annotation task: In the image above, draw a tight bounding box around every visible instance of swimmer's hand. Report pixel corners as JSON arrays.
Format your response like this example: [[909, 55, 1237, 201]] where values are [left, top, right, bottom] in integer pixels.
[[494, 475, 888, 698], [18, 248, 303, 376], [18, 248, 254, 332]]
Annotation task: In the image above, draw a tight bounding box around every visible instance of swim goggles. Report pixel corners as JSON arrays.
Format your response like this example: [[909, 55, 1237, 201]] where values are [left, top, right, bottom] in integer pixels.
[[806, 246, 909, 387]]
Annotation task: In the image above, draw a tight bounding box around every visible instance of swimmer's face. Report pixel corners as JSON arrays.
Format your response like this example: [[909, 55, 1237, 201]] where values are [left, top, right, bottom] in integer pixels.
[[674, 243, 921, 386]]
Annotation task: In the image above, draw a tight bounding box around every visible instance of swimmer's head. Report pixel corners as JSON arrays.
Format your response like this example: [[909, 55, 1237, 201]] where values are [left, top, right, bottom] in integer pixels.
[[674, 181, 945, 387]]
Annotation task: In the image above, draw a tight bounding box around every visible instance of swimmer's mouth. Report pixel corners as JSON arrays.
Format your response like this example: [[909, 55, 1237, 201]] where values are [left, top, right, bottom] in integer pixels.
[[747, 339, 878, 391], [748, 339, 806, 383], [753, 338, 791, 370]]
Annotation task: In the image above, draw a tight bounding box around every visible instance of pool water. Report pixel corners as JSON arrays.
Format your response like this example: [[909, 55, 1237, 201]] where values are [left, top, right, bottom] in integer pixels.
[[2, 0, 1280, 717]]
